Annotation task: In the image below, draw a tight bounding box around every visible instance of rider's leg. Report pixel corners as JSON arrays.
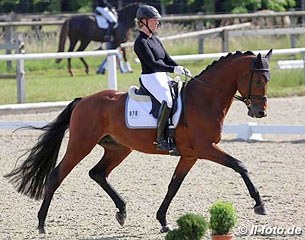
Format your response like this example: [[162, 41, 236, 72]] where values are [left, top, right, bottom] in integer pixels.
[[155, 101, 172, 151], [140, 73, 175, 151], [104, 22, 115, 42]]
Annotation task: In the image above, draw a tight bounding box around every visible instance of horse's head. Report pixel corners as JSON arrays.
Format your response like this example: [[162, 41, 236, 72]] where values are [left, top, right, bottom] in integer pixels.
[[236, 49, 272, 118], [112, 2, 141, 47], [118, 2, 141, 27]]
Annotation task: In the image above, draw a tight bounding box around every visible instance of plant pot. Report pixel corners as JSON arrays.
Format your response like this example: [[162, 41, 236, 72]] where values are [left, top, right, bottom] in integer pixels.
[[211, 233, 234, 240]]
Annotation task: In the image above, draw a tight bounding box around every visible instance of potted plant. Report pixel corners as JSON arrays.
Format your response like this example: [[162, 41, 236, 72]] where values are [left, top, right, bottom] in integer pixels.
[[209, 201, 238, 240], [165, 213, 208, 240]]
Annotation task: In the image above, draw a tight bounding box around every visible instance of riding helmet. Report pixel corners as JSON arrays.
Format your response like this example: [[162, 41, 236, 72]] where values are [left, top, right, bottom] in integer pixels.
[[136, 5, 161, 20]]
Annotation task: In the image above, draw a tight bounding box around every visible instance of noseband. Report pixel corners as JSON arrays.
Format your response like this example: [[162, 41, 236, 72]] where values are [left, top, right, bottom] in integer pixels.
[[234, 60, 270, 109]]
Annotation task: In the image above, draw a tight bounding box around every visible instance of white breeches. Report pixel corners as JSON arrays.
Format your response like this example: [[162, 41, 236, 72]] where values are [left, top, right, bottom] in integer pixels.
[[141, 72, 173, 108], [96, 7, 118, 23]]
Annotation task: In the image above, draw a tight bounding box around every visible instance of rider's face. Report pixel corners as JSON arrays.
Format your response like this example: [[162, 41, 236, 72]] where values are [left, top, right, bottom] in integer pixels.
[[147, 17, 159, 32]]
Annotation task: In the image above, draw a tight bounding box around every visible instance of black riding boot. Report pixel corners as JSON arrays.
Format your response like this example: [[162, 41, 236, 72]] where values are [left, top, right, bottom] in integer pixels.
[[155, 101, 173, 151], [104, 22, 115, 42]]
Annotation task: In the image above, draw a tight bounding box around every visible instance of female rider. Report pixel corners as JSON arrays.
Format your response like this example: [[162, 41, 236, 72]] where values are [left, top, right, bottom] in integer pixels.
[[134, 5, 192, 151]]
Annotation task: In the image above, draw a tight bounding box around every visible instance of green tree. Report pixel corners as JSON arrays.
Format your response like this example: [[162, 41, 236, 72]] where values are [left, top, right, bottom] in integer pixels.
[[0, 0, 92, 13], [222, 0, 296, 13], [169, 0, 297, 13]]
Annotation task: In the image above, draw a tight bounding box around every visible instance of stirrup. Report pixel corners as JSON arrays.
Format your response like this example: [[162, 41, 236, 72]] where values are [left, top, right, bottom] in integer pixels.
[[155, 139, 174, 151]]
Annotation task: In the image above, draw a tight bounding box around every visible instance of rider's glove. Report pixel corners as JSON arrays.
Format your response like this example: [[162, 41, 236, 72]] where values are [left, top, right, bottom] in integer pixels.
[[174, 65, 192, 76]]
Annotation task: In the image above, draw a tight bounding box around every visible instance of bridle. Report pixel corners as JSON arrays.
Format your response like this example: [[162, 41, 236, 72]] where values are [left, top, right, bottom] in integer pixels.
[[184, 57, 270, 110], [234, 65, 270, 110]]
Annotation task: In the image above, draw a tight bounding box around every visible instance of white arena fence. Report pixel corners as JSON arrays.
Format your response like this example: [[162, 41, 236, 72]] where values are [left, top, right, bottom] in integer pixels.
[[1, 119, 305, 141], [0, 49, 119, 103], [170, 47, 305, 62], [1, 20, 304, 104]]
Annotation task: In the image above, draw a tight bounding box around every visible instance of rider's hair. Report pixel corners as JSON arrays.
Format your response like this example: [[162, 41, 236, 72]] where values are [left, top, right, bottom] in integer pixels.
[[134, 18, 144, 29]]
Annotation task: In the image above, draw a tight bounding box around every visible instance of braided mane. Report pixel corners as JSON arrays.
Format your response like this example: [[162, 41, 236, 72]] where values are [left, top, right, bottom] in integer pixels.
[[195, 51, 255, 78]]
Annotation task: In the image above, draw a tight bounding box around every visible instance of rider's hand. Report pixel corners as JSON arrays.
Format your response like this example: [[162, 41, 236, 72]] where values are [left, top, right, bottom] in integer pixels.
[[183, 67, 192, 77], [174, 66, 192, 76]]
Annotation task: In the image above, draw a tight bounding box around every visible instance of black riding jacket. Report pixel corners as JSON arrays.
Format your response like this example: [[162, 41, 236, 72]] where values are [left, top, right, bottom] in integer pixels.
[[134, 31, 178, 74]]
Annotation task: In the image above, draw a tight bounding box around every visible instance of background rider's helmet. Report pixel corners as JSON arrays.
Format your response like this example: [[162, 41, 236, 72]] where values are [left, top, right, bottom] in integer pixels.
[[136, 5, 161, 20]]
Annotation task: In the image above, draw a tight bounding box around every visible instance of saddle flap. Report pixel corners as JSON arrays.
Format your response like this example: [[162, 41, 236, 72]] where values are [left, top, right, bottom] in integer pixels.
[[125, 95, 182, 129]]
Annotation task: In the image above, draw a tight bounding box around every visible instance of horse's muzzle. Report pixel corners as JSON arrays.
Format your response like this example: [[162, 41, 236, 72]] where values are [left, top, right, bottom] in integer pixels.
[[248, 108, 267, 118]]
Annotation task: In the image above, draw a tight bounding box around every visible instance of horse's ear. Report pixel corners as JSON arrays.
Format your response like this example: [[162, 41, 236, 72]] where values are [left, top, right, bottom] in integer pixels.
[[256, 53, 262, 64], [257, 53, 262, 59], [265, 49, 273, 62]]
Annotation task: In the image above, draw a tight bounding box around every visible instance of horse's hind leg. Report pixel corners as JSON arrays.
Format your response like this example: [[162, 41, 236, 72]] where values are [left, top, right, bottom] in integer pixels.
[[37, 134, 100, 233], [89, 138, 132, 226], [37, 166, 60, 233], [76, 40, 90, 74], [120, 47, 133, 73]]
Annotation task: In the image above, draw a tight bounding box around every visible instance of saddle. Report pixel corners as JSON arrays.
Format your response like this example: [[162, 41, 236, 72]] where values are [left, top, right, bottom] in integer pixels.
[[128, 77, 183, 124], [95, 15, 118, 29]]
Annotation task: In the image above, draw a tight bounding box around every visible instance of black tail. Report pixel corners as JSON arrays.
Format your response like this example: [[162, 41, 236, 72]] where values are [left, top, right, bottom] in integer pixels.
[[55, 19, 69, 64], [4, 98, 81, 200]]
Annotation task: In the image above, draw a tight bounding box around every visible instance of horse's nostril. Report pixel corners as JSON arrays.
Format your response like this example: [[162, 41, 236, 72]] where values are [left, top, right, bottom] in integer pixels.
[[258, 111, 267, 117]]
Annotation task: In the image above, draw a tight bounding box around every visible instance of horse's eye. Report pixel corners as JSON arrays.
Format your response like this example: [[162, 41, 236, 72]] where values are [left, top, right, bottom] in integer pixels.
[[255, 79, 261, 85]]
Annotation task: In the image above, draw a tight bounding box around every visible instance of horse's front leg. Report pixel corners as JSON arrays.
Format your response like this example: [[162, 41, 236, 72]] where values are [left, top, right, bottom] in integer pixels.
[[156, 156, 197, 233], [200, 143, 267, 215], [68, 58, 73, 76]]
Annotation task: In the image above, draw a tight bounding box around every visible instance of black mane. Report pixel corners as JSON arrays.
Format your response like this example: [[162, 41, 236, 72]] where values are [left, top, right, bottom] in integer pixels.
[[195, 51, 255, 78]]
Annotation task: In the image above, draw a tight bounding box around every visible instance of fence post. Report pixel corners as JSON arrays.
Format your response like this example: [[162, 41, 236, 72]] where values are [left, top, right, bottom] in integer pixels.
[[16, 58, 25, 103], [107, 53, 117, 90], [4, 29, 14, 70], [236, 122, 263, 141], [196, 20, 204, 54], [16, 33, 25, 103], [5, 12, 17, 71], [221, 29, 229, 52]]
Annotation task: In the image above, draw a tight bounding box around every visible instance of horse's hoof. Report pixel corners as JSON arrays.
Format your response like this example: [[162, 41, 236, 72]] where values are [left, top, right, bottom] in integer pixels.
[[254, 203, 268, 215], [160, 224, 173, 233], [37, 227, 46, 234], [115, 211, 126, 226]]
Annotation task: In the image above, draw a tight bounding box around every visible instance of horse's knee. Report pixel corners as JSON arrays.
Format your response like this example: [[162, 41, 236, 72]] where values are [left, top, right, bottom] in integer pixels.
[[228, 157, 248, 173], [89, 168, 106, 184], [89, 168, 98, 180]]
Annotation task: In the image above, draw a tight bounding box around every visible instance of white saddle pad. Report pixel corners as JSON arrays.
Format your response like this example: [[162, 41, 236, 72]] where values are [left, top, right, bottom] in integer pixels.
[[125, 92, 182, 129], [96, 16, 118, 29]]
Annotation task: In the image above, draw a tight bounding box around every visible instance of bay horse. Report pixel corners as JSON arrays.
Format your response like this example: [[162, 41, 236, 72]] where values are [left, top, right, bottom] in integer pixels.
[[5, 50, 273, 234], [55, 3, 139, 76]]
